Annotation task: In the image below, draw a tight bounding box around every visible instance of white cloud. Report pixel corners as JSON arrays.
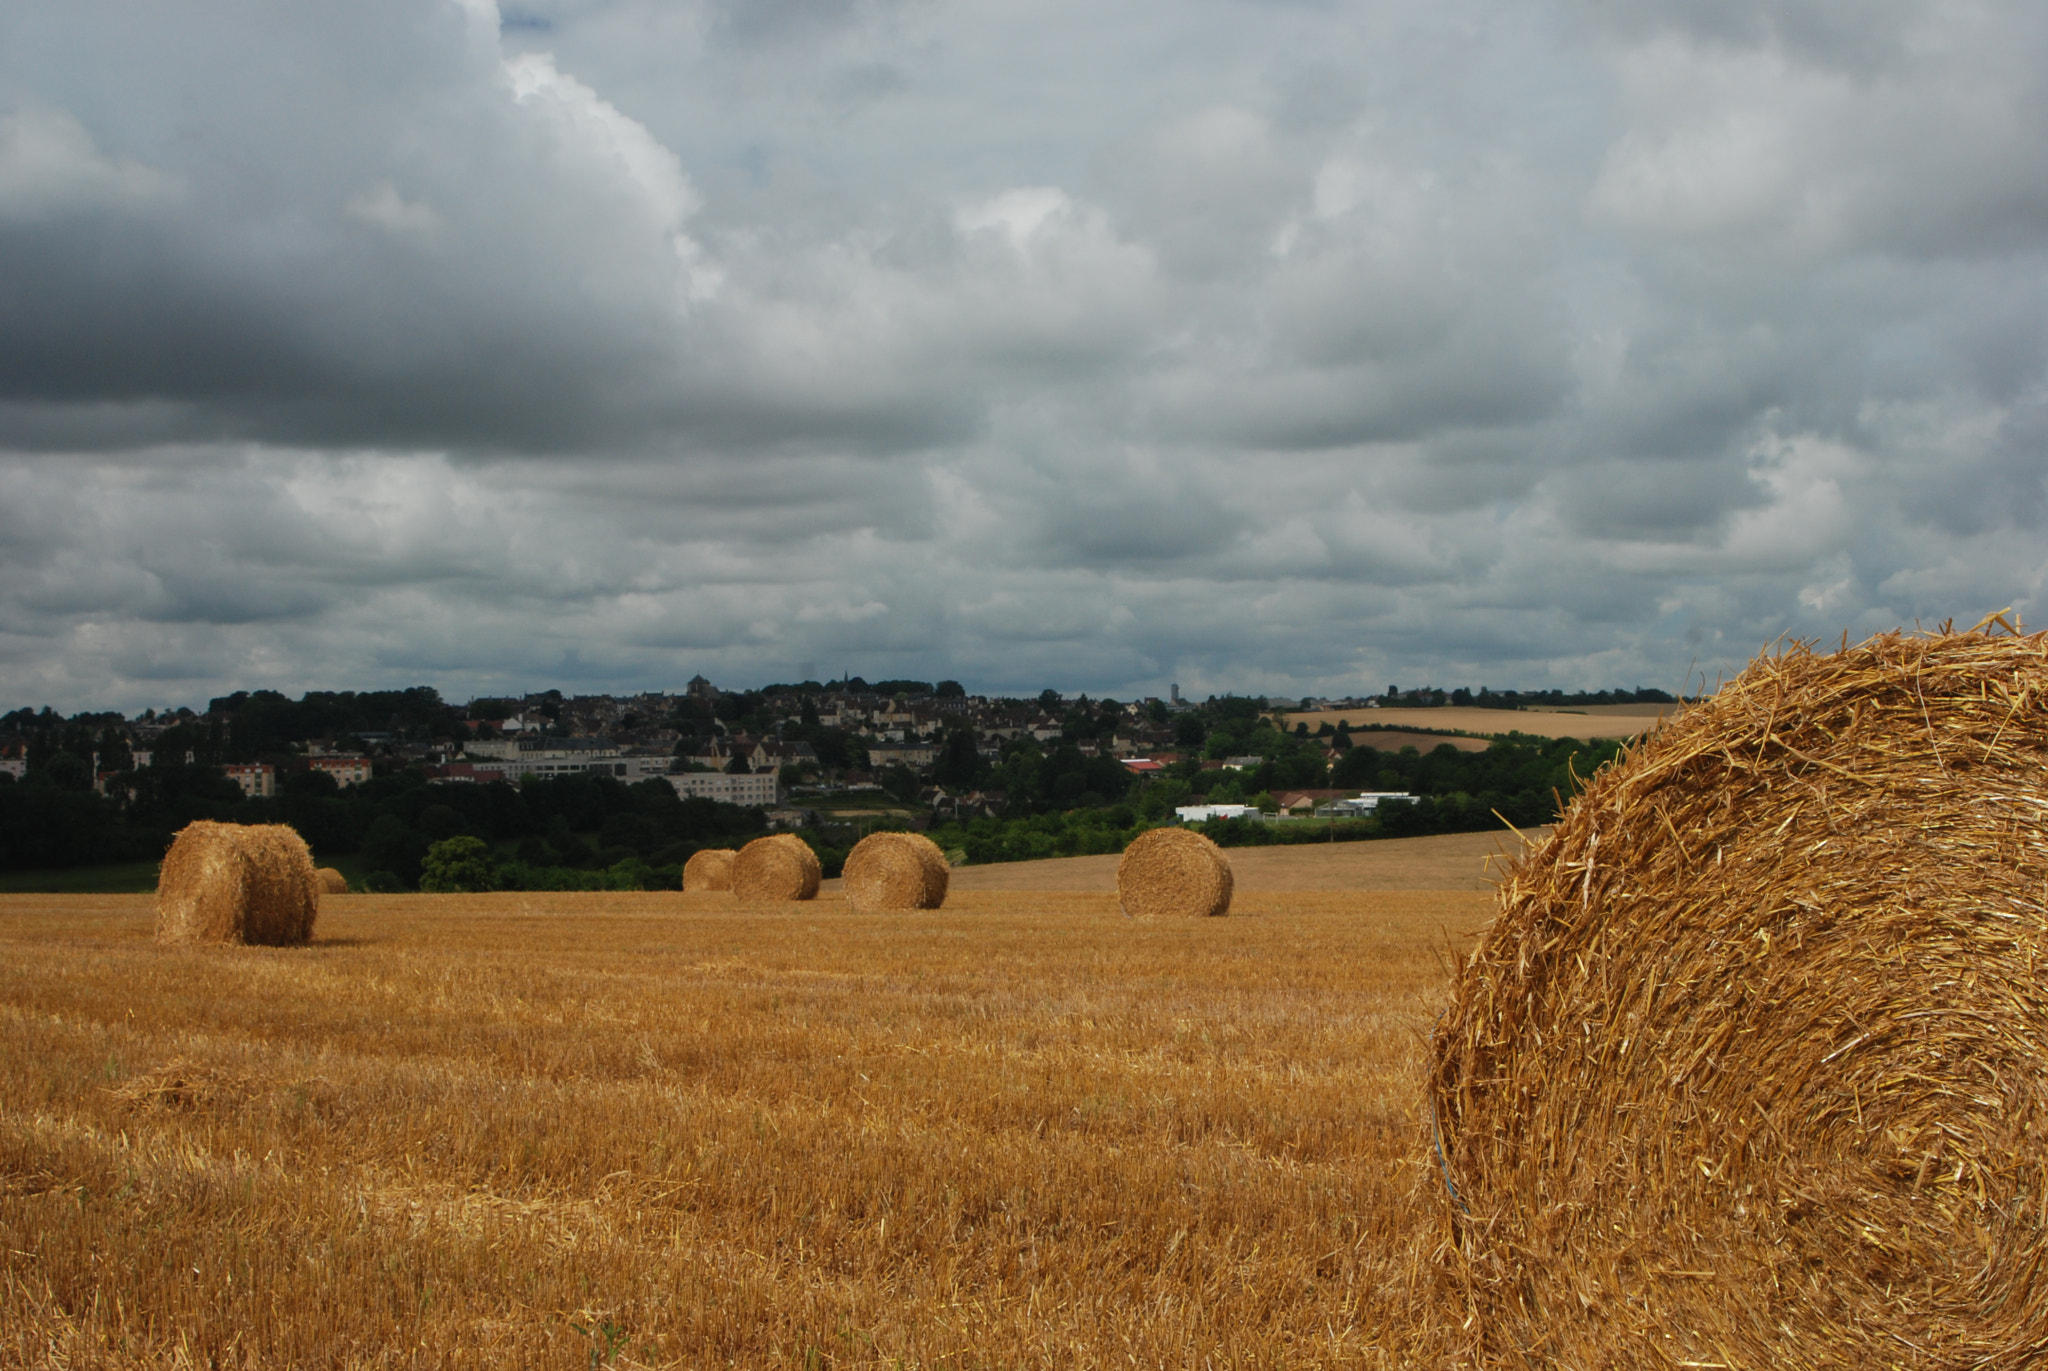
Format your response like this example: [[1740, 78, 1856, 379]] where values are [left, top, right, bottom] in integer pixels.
[[345, 182, 444, 236], [0, 104, 175, 222]]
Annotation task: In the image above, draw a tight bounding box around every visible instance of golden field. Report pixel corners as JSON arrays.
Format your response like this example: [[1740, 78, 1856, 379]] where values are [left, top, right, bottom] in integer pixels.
[[0, 846, 1511, 1369]]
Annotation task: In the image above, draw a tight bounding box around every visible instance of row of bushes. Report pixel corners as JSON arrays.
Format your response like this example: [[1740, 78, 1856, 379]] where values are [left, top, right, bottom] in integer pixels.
[[0, 766, 766, 888]]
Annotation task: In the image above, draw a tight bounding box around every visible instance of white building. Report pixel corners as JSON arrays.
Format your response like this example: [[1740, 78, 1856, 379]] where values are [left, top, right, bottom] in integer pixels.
[[461, 737, 628, 780], [1314, 792, 1416, 817], [617, 749, 677, 780], [1175, 803, 1253, 823], [666, 772, 779, 807]]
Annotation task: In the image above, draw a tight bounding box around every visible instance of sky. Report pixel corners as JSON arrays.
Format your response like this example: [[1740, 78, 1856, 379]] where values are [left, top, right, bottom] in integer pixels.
[[2, 0, 2044, 712]]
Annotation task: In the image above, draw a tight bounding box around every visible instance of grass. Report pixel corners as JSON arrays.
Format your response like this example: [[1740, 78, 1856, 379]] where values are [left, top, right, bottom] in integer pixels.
[[0, 861, 162, 894], [0, 888, 1490, 1368]]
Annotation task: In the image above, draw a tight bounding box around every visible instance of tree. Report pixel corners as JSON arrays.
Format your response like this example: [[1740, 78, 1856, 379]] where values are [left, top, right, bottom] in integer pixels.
[[361, 814, 428, 889], [932, 729, 983, 787], [280, 769, 339, 799], [879, 765, 921, 803], [935, 680, 965, 699], [419, 836, 497, 893]]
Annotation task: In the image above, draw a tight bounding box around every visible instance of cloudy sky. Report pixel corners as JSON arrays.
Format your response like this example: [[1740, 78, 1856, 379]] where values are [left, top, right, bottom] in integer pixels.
[[2, 1, 2044, 711]]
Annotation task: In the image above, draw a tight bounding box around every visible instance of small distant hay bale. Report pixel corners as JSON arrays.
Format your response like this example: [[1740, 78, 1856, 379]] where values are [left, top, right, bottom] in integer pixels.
[[842, 831, 950, 912], [730, 833, 822, 902], [156, 820, 319, 946], [683, 847, 737, 892], [314, 867, 349, 895], [1427, 627, 2048, 1366], [1116, 826, 1232, 918]]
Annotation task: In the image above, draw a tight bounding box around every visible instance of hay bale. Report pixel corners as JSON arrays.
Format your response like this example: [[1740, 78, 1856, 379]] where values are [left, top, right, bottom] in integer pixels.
[[682, 847, 737, 892], [1116, 826, 1232, 917], [156, 820, 319, 946], [314, 867, 349, 895], [842, 831, 950, 912], [730, 833, 821, 902], [1426, 628, 2048, 1366]]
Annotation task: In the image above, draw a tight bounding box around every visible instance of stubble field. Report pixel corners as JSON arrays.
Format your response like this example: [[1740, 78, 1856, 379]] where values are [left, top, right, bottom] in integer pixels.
[[0, 845, 1511, 1368]]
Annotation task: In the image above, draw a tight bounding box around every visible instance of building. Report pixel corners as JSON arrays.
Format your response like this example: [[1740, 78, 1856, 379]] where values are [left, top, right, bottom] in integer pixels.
[[461, 737, 628, 780], [1273, 789, 1353, 815], [1176, 803, 1253, 823], [425, 762, 511, 785], [306, 755, 372, 788], [752, 740, 819, 773], [1314, 792, 1416, 817], [223, 763, 275, 798], [867, 739, 939, 769], [666, 771, 779, 807], [617, 749, 678, 780], [0, 758, 25, 780]]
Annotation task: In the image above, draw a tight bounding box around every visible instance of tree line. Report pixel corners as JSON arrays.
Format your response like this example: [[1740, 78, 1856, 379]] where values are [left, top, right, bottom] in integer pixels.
[[0, 762, 762, 889]]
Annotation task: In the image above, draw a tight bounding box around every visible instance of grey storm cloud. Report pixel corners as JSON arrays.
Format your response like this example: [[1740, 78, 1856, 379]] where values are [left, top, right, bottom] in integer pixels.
[[1, 0, 2045, 711]]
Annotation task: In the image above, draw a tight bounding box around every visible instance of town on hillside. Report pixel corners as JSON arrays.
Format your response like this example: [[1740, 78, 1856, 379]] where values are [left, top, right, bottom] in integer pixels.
[[0, 678, 1667, 889], [1, 676, 1677, 816]]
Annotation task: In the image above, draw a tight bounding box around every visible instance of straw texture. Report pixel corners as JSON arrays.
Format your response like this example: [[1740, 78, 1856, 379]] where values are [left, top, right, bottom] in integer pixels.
[[731, 833, 822, 902], [682, 847, 737, 892], [314, 867, 349, 895], [1116, 827, 1233, 918], [1426, 628, 2048, 1368], [842, 832, 950, 912], [155, 821, 320, 946]]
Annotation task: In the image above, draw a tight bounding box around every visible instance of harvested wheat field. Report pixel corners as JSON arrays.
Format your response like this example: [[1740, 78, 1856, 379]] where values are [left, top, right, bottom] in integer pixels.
[[0, 874, 1492, 1368], [942, 827, 1545, 894]]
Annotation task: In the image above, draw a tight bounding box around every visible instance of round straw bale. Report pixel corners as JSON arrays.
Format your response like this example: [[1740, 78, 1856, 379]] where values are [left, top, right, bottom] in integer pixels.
[[1116, 826, 1232, 917], [682, 847, 737, 892], [730, 833, 822, 902], [314, 867, 349, 895], [1426, 628, 2048, 1366], [842, 831, 949, 912], [156, 820, 319, 946]]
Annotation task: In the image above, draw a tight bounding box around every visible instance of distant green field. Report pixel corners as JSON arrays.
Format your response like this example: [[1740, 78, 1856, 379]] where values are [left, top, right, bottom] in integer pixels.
[[0, 862, 163, 894], [0, 855, 373, 895]]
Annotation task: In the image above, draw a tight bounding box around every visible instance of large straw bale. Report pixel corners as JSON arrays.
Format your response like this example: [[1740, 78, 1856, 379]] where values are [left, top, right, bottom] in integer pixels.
[[314, 867, 349, 895], [1426, 627, 2048, 1367], [1116, 826, 1232, 917], [156, 820, 319, 946], [842, 831, 950, 912], [682, 847, 737, 892], [730, 833, 821, 902]]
